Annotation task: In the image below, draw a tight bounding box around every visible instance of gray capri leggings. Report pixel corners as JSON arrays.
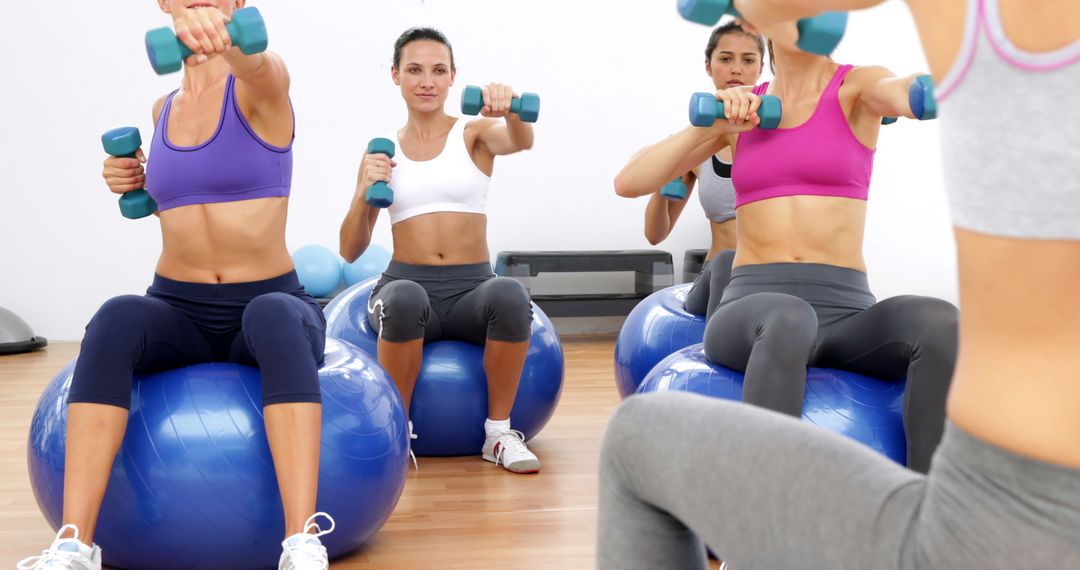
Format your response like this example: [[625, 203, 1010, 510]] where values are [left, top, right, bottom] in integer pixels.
[[367, 261, 532, 344], [598, 392, 1080, 570], [704, 263, 958, 472], [684, 250, 736, 318]]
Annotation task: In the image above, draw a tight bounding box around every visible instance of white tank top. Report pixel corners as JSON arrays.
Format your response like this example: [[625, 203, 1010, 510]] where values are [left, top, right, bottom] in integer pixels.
[[387, 119, 491, 225]]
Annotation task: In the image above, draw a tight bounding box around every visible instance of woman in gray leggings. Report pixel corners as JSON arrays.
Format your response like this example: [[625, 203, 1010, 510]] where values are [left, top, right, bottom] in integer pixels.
[[616, 16, 957, 473], [599, 1, 1080, 568]]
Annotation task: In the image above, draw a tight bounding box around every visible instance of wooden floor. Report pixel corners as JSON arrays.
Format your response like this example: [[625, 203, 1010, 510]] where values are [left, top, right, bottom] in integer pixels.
[[0, 340, 722, 569]]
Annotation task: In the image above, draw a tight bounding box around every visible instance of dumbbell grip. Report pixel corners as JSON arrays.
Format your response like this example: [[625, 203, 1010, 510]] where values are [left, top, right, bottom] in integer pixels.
[[171, 19, 249, 61]]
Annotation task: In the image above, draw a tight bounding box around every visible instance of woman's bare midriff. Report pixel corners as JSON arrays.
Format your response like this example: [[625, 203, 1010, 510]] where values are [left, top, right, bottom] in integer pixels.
[[155, 197, 293, 283], [390, 211, 490, 265], [732, 196, 867, 271]]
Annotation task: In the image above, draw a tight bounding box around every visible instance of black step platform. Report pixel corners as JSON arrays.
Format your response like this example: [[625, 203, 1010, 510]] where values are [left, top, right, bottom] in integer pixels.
[[495, 250, 674, 317], [683, 249, 709, 283]]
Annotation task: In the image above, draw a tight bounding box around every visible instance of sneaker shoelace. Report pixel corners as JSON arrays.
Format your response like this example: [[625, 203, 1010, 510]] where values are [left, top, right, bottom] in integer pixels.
[[492, 429, 530, 466], [17, 525, 89, 570], [282, 513, 336, 570], [408, 422, 419, 471]]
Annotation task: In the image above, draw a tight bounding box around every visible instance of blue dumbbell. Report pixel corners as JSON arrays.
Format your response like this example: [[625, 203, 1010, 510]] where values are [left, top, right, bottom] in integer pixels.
[[660, 178, 689, 201], [689, 92, 783, 129], [882, 75, 938, 125], [365, 138, 396, 208], [101, 127, 157, 220], [677, 0, 847, 56], [461, 86, 541, 123], [145, 7, 268, 75]]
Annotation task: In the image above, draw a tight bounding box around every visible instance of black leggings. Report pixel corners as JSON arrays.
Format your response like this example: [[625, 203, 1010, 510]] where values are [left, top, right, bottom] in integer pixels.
[[684, 250, 736, 318], [703, 263, 958, 472], [68, 271, 326, 409], [367, 261, 532, 344]]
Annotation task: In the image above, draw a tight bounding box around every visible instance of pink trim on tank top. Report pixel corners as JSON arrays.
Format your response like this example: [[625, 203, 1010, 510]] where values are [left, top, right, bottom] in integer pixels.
[[939, 0, 1080, 101]]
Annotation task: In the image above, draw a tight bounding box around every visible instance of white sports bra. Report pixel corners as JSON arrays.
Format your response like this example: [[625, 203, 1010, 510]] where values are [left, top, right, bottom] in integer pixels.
[[387, 119, 491, 225]]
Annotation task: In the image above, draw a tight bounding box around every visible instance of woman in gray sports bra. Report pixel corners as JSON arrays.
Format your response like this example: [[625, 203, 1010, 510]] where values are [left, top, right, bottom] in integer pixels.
[[598, 2, 1080, 569], [615, 21, 764, 318]]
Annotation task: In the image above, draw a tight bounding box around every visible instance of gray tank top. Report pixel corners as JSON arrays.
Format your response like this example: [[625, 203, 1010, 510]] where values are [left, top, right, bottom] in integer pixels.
[[697, 156, 736, 224], [938, 0, 1080, 239]]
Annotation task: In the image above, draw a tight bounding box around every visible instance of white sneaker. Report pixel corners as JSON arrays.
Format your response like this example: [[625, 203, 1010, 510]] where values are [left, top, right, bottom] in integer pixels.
[[482, 429, 541, 474], [18, 525, 101, 570], [279, 512, 335, 570]]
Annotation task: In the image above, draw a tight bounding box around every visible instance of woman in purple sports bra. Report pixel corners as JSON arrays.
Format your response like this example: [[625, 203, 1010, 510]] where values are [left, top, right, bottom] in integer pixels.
[[20, 2, 335, 567], [598, 1, 1080, 569]]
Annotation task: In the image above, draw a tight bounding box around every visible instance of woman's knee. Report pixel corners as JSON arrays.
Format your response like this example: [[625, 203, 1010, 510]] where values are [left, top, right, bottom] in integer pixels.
[[369, 280, 430, 342], [482, 277, 532, 342]]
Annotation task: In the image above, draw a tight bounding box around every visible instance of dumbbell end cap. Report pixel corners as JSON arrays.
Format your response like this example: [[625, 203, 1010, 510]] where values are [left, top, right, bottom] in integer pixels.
[[146, 27, 183, 75], [518, 92, 541, 123], [678, 0, 731, 26], [366, 138, 396, 158], [461, 86, 484, 116], [102, 127, 142, 156], [231, 7, 268, 55], [689, 92, 719, 127], [119, 190, 158, 219], [795, 11, 848, 56]]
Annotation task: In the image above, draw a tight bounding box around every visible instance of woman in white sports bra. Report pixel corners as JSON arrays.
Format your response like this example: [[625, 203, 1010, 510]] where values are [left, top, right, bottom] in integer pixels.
[[597, 1, 1080, 569], [338, 27, 542, 475], [616, 21, 764, 318]]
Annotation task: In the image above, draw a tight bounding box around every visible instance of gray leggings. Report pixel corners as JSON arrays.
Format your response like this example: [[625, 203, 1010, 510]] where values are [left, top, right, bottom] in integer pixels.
[[367, 261, 532, 344], [684, 250, 736, 318], [704, 263, 958, 472], [598, 393, 1080, 570]]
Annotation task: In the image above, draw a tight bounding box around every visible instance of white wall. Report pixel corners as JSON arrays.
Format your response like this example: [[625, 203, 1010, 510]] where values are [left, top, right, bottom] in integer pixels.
[[0, 0, 956, 340]]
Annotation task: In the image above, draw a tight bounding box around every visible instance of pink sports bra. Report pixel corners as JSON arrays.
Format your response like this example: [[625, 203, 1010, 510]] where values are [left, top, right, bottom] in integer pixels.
[[732, 64, 875, 209]]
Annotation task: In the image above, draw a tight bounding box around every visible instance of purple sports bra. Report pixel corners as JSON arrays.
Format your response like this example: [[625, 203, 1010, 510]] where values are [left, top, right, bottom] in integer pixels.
[[145, 75, 292, 211]]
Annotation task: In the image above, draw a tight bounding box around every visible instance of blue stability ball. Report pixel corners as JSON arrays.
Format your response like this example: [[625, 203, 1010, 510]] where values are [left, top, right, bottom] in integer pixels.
[[27, 338, 408, 570], [614, 284, 706, 399], [325, 278, 565, 456], [638, 344, 908, 465], [292, 244, 342, 297], [343, 245, 392, 287]]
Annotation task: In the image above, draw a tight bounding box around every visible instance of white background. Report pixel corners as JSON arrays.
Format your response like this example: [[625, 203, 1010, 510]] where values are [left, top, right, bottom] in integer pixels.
[[0, 0, 956, 340]]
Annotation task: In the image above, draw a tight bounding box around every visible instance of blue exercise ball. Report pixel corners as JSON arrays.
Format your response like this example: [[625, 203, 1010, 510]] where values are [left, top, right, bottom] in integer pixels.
[[638, 344, 907, 465], [614, 284, 706, 398], [26, 337, 408, 570], [343, 245, 392, 287], [324, 278, 564, 456], [292, 244, 342, 297]]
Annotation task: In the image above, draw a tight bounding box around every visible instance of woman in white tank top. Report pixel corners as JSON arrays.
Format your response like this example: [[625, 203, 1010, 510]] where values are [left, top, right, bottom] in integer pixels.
[[338, 28, 544, 474], [615, 22, 765, 317]]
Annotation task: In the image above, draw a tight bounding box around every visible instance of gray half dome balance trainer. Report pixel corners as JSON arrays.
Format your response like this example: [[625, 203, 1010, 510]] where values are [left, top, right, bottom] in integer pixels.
[[0, 307, 47, 355]]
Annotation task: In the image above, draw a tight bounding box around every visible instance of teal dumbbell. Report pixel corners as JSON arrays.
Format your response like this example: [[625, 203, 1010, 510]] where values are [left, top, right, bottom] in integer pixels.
[[145, 6, 268, 75], [365, 138, 395, 208], [689, 92, 783, 129], [661, 178, 689, 201], [677, 0, 847, 56], [461, 86, 541, 123], [882, 75, 938, 125], [101, 127, 157, 220]]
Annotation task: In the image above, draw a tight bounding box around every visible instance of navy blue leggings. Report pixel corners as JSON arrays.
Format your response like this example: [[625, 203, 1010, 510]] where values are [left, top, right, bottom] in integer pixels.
[[68, 271, 326, 409]]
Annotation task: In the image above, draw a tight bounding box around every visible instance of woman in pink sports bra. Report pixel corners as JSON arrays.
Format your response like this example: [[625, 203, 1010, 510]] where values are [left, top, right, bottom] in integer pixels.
[[597, 2, 1080, 569], [20, 2, 336, 568], [616, 18, 958, 474]]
